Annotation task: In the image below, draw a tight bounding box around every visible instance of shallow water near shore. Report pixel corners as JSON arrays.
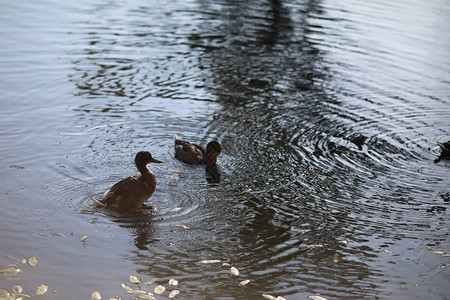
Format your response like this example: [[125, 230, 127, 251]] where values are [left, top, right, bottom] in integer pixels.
[[1, 0, 449, 299]]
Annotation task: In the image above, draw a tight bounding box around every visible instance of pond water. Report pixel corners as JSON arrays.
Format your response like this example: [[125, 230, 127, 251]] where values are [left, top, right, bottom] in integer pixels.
[[1, 0, 449, 299]]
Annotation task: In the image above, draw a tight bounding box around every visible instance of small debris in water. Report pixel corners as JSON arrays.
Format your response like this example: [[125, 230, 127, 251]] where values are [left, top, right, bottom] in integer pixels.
[[36, 284, 48, 296], [262, 294, 277, 300], [433, 250, 450, 257], [144, 279, 157, 285], [222, 262, 230, 267], [40, 227, 54, 231], [81, 235, 88, 242], [121, 283, 133, 291], [332, 255, 340, 263], [7, 277, 20, 281], [9, 164, 25, 169], [199, 259, 221, 264], [126, 289, 147, 294], [339, 240, 348, 245], [130, 275, 142, 284], [168, 290, 180, 298], [109, 297, 122, 300], [169, 207, 182, 212], [28, 257, 38, 267], [307, 244, 323, 249], [91, 290, 101, 300], [0, 267, 21, 275], [230, 266, 240, 276], [51, 233, 66, 237], [88, 217, 99, 224], [239, 280, 250, 286], [154, 285, 165, 294], [18, 258, 27, 265], [12, 284, 23, 293], [76, 208, 95, 214], [174, 225, 190, 229], [168, 278, 178, 286], [383, 249, 392, 254]]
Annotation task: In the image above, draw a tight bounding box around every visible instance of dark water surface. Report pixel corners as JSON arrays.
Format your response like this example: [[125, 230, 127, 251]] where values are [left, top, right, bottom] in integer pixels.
[[1, 0, 449, 299]]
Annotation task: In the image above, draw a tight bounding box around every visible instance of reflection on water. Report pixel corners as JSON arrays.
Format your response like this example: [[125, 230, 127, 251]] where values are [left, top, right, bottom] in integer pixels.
[[1, 0, 449, 298]]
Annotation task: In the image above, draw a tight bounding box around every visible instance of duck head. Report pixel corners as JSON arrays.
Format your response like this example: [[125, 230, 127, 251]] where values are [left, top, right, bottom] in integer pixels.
[[204, 141, 222, 165], [135, 151, 163, 170]]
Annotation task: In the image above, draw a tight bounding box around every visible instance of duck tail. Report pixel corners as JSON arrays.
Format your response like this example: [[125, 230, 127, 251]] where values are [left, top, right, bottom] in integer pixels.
[[174, 134, 183, 143]]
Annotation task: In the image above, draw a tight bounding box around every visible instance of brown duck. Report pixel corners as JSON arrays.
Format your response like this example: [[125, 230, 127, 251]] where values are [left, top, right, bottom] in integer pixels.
[[95, 151, 162, 212], [174, 135, 221, 166]]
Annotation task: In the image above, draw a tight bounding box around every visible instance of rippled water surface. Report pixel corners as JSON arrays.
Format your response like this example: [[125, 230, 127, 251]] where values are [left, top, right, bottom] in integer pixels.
[[1, 0, 449, 299]]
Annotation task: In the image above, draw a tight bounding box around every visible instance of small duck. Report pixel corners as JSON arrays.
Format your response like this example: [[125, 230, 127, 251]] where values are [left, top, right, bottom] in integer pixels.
[[174, 135, 222, 166], [95, 151, 162, 212]]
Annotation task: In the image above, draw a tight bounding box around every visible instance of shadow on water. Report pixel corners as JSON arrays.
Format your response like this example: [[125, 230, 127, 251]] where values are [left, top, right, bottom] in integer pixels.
[[64, 0, 450, 298]]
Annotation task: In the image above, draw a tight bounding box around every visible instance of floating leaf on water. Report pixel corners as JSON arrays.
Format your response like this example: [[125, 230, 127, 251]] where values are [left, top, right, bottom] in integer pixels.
[[168, 279, 178, 286], [168, 290, 180, 298], [129, 275, 142, 284], [174, 225, 190, 229], [28, 257, 38, 267], [18, 258, 27, 265], [332, 255, 340, 263], [36, 284, 48, 296], [276, 297, 286, 300], [339, 240, 348, 245], [0, 267, 21, 275], [109, 297, 122, 300], [13, 285, 23, 293], [144, 279, 157, 285], [222, 262, 230, 267], [306, 244, 323, 249], [308, 296, 328, 300], [126, 289, 147, 294], [262, 294, 277, 300], [91, 291, 102, 300], [230, 266, 240, 276], [81, 235, 88, 242], [88, 217, 99, 224], [383, 249, 392, 254], [199, 259, 221, 264], [68, 203, 73, 208], [169, 207, 182, 213], [36, 233, 47, 237], [239, 280, 250, 286], [121, 283, 133, 291], [154, 285, 165, 294], [9, 164, 25, 169]]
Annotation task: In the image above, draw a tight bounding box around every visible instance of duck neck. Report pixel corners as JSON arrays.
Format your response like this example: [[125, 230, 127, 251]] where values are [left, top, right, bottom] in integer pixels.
[[137, 164, 152, 177]]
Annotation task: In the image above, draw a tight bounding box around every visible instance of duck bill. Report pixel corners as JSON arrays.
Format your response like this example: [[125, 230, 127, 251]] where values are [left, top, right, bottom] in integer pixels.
[[150, 158, 163, 163]]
